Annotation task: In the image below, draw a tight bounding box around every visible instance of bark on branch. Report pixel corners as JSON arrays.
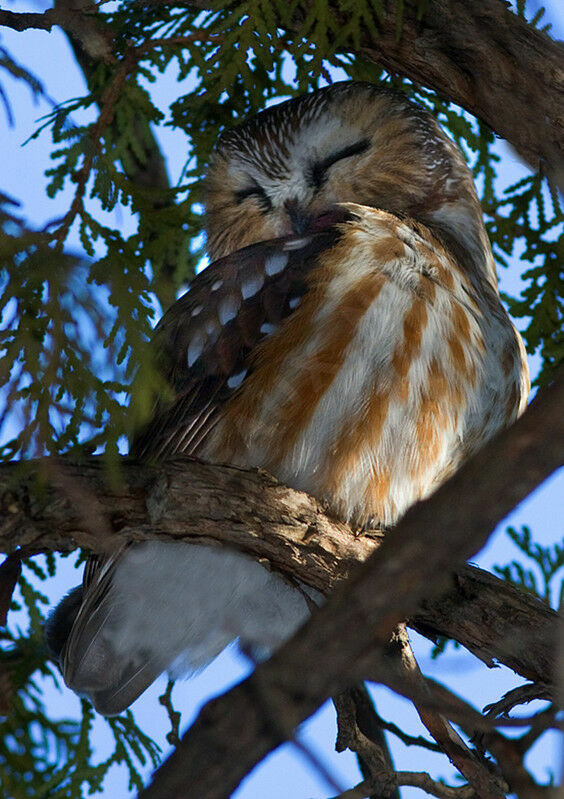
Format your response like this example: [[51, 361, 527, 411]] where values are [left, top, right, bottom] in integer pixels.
[[0, 8, 79, 33], [1, 374, 562, 798], [2, 380, 561, 688], [2, 1, 562, 187], [131, 372, 563, 799], [341, 0, 564, 188], [179, 0, 564, 187], [0, 462, 557, 686]]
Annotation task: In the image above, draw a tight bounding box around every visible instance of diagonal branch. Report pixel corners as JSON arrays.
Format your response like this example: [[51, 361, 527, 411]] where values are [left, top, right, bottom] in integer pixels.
[[1, 379, 561, 694], [172, 0, 564, 188], [390, 626, 507, 798], [135, 373, 563, 798], [344, 0, 564, 188]]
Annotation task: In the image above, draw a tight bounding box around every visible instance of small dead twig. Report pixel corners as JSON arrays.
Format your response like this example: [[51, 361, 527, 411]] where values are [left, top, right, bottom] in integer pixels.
[[337, 691, 442, 753], [0, 7, 92, 34], [328, 771, 479, 799], [483, 683, 552, 718], [390, 626, 507, 799], [391, 771, 476, 799], [334, 685, 399, 799], [158, 680, 181, 746]]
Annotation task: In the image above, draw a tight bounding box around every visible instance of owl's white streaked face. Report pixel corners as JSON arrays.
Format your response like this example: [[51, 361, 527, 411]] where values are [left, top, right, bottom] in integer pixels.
[[226, 114, 371, 232], [205, 83, 493, 285]]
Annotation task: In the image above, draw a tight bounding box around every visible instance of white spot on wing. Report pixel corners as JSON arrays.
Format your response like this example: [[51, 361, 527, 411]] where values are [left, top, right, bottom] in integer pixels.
[[289, 296, 301, 309], [265, 253, 288, 276], [211, 279, 223, 291], [191, 305, 203, 317], [218, 296, 240, 325], [227, 369, 247, 389], [260, 322, 277, 336], [241, 274, 264, 299], [283, 237, 311, 251], [187, 333, 204, 367], [204, 318, 220, 345]]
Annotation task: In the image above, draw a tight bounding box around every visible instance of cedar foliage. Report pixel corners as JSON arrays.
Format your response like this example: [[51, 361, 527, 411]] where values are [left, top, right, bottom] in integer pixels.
[[0, 1, 562, 796]]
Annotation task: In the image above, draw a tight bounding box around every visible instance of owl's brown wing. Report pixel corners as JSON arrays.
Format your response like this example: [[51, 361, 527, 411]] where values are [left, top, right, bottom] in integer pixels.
[[131, 214, 350, 461], [52, 222, 350, 714], [51, 216, 350, 710]]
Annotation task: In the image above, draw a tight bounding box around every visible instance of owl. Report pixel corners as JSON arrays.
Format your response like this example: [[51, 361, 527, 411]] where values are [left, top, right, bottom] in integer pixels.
[[46, 82, 529, 715]]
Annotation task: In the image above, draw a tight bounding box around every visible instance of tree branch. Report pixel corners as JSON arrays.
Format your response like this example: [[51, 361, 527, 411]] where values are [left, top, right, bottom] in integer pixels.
[[334, 772, 477, 799], [411, 566, 556, 685], [390, 627, 507, 798], [1, 379, 561, 696], [134, 374, 563, 798], [174, 0, 564, 188], [2, 372, 559, 797], [334, 684, 401, 799], [426, 680, 552, 799], [0, 8, 78, 34], [346, 0, 564, 188]]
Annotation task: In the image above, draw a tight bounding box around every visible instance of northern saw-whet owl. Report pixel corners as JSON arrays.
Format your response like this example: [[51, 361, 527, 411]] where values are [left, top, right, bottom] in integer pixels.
[[46, 82, 529, 715]]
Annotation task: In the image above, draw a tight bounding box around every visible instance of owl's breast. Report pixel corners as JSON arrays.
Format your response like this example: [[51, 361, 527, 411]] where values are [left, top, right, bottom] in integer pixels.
[[201, 216, 528, 528]]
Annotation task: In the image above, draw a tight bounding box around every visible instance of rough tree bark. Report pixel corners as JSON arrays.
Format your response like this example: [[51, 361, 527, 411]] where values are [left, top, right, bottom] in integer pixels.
[[336, 0, 564, 188], [133, 374, 564, 799], [1, 370, 563, 798], [1, 1, 563, 796], [0, 459, 558, 686], [0, 1, 562, 186]]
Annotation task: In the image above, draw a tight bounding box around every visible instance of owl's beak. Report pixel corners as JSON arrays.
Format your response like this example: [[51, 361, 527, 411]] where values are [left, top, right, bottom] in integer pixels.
[[284, 198, 313, 235]]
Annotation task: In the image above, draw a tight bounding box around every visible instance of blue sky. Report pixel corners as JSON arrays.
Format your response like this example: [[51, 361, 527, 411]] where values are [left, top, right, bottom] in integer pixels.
[[1, 2, 563, 796]]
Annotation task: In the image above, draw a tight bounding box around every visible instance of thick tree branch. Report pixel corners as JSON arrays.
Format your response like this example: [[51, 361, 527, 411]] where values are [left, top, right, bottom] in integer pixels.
[[344, 0, 564, 188], [1, 379, 561, 693], [411, 566, 556, 685], [0, 373, 560, 797], [2, 1, 562, 187], [134, 374, 563, 799]]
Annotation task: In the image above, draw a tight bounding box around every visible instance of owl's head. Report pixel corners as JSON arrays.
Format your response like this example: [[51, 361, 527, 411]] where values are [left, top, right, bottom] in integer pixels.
[[205, 82, 494, 285]]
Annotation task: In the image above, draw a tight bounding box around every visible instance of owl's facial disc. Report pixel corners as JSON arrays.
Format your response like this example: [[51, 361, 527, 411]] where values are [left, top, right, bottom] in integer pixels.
[[205, 82, 491, 285], [227, 128, 371, 237]]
